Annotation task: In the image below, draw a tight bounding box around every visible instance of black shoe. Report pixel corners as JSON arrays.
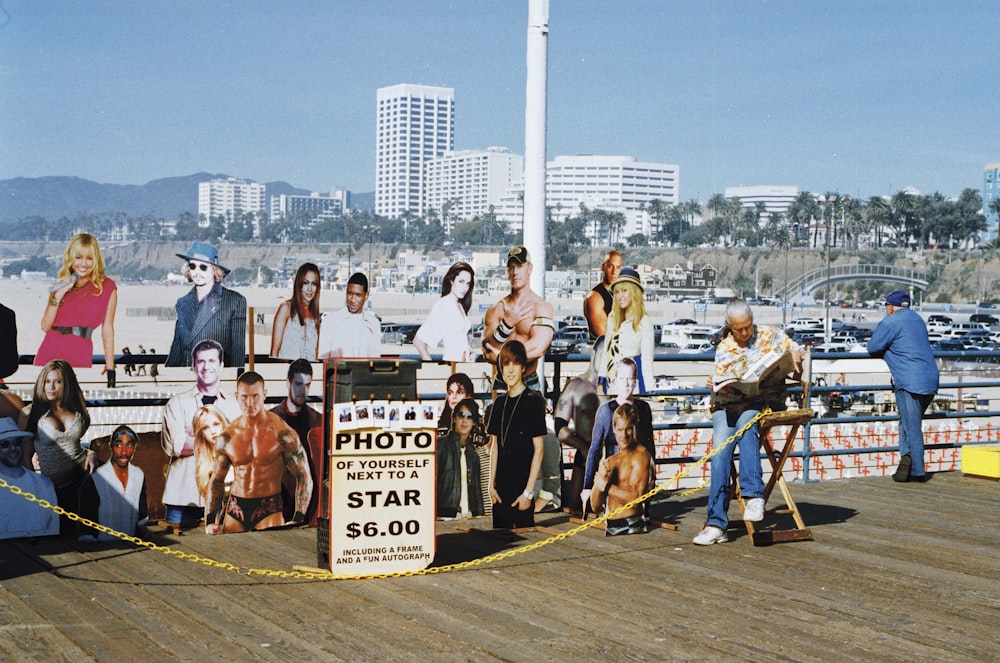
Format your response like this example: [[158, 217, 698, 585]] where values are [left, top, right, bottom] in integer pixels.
[[892, 454, 911, 482], [909, 473, 928, 483]]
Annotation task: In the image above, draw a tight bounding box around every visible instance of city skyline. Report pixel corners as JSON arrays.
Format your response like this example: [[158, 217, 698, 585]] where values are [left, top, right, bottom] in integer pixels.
[[1, 1, 997, 206]]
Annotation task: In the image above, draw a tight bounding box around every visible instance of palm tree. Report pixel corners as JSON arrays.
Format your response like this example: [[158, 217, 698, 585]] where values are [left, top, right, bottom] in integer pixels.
[[646, 198, 669, 246], [706, 193, 726, 223], [787, 191, 820, 248], [607, 211, 626, 246], [990, 196, 1000, 219], [891, 190, 916, 248], [864, 196, 892, 247], [683, 199, 702, 227], [840, 195, 864, 249]]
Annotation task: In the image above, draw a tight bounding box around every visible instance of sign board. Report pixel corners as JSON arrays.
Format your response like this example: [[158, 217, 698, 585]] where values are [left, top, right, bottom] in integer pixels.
[[693, 303, 708, 313], [783, 302, 795, 311], [327, 419, 436, 575]]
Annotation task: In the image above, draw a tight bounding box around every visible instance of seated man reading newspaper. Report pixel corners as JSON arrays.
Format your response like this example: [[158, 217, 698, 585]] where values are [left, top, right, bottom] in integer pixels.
[[693, 298, 802, 546]]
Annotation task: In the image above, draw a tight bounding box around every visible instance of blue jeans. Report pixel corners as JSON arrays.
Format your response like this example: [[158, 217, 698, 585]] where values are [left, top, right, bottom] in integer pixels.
[[706, 408, 764, 530], [164, 504, 203, 527], [895, 389, 934, 477]]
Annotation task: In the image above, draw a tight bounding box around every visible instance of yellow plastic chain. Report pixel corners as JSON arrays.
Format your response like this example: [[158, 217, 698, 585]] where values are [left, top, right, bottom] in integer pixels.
[[0, 408, 769, 581]]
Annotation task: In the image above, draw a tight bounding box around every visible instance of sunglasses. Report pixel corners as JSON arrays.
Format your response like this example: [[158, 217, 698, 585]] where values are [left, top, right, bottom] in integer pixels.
[[0, 440, 24, 449], [454, 411, 475, 419], [188, 262, 211, 272]]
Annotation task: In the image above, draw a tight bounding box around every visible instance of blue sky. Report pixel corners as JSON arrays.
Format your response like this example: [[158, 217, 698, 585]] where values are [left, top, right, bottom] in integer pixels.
[[1, 0, 997, 203]]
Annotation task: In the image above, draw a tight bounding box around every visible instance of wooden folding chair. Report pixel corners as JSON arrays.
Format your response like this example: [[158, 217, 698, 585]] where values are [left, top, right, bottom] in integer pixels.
[[732, 349, 814, 545]]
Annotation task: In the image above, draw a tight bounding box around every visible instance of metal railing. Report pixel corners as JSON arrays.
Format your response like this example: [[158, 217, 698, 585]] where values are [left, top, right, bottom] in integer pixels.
[[9, 348, 999, 483]]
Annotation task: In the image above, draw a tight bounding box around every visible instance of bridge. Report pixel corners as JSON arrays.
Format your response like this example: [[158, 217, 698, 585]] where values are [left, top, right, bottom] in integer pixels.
[[775, 263, 929, 300]]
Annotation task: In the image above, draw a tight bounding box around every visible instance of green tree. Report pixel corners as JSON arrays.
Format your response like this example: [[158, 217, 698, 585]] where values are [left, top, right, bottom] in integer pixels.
[[626, 232, 647, 247], [863, 196, 893, 247], [787, 191, 819, 248]]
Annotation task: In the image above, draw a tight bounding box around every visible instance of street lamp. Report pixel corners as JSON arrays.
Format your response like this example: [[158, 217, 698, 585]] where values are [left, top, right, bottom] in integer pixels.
[[363, 224, 381, 288]]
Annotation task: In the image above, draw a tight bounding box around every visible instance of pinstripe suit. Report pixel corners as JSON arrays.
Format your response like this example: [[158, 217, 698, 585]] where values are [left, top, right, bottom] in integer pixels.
[[165, 283, 247, 371]]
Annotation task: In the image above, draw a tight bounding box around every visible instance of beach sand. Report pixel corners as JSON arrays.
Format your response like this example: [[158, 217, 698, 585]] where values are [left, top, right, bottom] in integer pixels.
[[2, 276, 840, 391]]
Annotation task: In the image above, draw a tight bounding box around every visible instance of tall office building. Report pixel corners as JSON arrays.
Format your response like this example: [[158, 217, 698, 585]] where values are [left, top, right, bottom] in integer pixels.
[[424, 147, 523, 234], [983, 163, 1000, 243], [198, 177, 266, 224], [375, 83, 455, 219]]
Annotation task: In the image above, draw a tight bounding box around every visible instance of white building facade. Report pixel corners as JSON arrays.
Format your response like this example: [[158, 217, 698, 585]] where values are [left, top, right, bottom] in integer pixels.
[[270, 190, 347, 220], [197, 177, 266, 223], [424, 147, 523, 234], [375, 83, 455, 219], [495, 155, 680, 240], [724, 185, 798, 220]]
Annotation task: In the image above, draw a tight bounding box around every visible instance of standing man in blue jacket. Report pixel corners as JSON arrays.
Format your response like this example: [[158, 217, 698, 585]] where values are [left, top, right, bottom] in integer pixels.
[[867, 290, 939, 482]]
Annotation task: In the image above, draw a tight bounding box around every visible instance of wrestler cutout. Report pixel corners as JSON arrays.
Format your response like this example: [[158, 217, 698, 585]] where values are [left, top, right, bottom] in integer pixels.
[[589, 402, 656, 536], [205, 371, 313, 534], [482, 246, 555, 393]]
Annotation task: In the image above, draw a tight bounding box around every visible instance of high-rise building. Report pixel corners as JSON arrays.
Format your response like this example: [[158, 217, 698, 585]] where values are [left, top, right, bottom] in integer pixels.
[[198, 177, 266, 224], [495, 155, 679, 241], [982, 163, 1000, 243], [375, 83, 455, 219], [424, 147, 523, 234], [724, 185, 798, 220]]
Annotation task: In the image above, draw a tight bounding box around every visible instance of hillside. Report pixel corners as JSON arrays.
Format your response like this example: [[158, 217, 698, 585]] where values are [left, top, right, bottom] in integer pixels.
[[0, 174, 316, 222], [1, 240, 995, 305]]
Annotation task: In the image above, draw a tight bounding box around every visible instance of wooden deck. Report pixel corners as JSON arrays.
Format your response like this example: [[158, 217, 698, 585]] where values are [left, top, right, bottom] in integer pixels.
[[1, 471, 997, 662]]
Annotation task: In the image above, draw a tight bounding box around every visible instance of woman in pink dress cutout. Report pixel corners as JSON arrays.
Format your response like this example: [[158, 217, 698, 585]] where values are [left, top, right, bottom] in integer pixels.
[[35, 233, 118, 384]]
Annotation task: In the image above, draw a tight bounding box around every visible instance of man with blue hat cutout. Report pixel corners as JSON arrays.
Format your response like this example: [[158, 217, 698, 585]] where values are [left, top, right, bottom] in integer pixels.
[[165, 242, 247, 375], [0, 417, 58, 539]]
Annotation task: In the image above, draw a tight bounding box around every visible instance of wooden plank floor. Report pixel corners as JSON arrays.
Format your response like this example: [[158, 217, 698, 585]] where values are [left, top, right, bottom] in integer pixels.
[[2, 471, 998, 663]]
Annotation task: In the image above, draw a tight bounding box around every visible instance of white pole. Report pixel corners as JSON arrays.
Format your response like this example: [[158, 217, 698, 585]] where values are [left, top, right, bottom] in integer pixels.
[[524, 0, 548, 295], [524, 0, 549, 383]]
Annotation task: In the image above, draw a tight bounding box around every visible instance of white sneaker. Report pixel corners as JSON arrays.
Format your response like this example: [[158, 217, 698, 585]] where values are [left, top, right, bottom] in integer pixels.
[[743, 498, 765, 523], [693, 525, 727, 546]]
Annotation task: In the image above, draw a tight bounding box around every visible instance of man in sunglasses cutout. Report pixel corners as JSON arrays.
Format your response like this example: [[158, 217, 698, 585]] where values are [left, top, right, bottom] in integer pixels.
[[165, 242, 247, 375]]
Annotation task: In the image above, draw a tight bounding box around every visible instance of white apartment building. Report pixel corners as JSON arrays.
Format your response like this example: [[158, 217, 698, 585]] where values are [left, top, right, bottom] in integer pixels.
[[270, 189, 347, 220], [375, 83, 455, 219], [724, 185, 798, 220], [424, 147, 523, 234], [197, 177, 266, 224], [495, 155, 679, 241]]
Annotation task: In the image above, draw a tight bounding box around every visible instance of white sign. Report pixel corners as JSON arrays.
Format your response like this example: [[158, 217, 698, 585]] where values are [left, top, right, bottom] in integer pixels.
[[327, 421, 436, 575]]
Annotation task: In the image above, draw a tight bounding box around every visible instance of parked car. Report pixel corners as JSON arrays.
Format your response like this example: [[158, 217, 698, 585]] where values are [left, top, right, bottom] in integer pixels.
[[927, 320, 951, 332], [932, 339, 966, 352], [380, 321, 403, 343], [928, 314, 953, 325], [559, 315, 588, 328], [550, 329, 589, 353], [396, 323, 420, 344], [678, 341, 714, 355], [814, 342, 851, 353], [787, 317, 823, 331], [947, 322, 989, 338], [468, 322, 485, 344], [664, 318, 697, 326], [790, 333, 823, 347], [970, 313, 999, 326]]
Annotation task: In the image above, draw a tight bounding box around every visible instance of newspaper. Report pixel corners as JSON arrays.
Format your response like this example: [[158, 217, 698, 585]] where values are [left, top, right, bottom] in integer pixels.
[[712, 349, 796, 399]]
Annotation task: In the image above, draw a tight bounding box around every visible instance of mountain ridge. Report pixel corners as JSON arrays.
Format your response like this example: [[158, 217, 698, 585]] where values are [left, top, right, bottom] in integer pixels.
[[0, 174, 371, 221]]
